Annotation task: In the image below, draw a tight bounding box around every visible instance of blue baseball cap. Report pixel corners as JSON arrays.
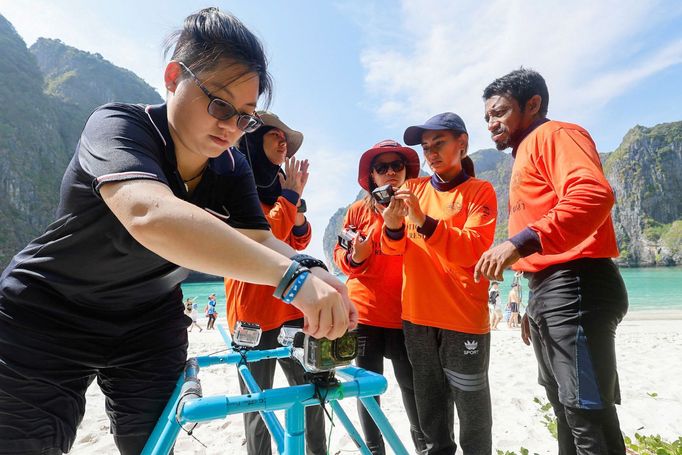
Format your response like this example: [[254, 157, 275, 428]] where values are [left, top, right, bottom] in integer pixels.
[[403, 112, 468, 146]]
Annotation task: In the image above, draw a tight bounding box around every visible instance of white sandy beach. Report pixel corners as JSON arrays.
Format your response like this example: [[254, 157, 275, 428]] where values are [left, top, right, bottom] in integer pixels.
[[69, 313, 682, 454]]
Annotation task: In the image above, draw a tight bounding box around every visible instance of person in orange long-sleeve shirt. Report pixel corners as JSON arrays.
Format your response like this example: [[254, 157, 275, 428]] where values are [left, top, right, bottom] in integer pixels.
[[225, 112, 326, 455], [477, 68, 629, 454], [381, 113, 497, 454], [333, 140, 425, 454]]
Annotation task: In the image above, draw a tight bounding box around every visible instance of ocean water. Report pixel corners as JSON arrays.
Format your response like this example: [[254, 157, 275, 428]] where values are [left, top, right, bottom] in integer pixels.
[[181, 267, 682, 318]]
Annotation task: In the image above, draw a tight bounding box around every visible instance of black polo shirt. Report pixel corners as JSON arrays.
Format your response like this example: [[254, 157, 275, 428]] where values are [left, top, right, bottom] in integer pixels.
[[0, 103, 268, 331]]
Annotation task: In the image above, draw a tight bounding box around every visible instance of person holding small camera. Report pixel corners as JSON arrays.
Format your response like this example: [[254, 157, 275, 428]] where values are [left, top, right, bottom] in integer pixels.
[[380, 113, 497, 454], [225, 112, 328, 455], [333, 140, 425, 455]]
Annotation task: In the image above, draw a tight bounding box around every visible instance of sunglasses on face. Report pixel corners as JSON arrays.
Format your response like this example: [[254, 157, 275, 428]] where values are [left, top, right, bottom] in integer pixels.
[[373, 159, 406, 175], [177, 62, 263, 133]]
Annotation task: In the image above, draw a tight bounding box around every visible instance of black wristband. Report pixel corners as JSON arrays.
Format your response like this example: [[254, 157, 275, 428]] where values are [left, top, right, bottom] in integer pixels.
[[290, 253, 328, 272], [297, 198, 307, 213]]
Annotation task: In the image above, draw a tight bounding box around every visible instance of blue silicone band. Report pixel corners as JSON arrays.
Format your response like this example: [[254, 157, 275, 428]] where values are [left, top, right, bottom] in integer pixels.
[[281, 271, 310, 304]]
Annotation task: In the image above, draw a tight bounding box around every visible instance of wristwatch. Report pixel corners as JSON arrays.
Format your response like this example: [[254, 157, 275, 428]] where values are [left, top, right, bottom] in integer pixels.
[[290, 253, 328, 271], [297, 198, 307, 213]]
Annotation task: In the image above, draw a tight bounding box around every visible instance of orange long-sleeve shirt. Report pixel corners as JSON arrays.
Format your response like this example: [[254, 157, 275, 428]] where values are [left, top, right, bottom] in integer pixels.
[[381, 176, 497, 334], [333, 200, 403, 329], [225, 195, 311, 332], [509, 120, 619, 272]]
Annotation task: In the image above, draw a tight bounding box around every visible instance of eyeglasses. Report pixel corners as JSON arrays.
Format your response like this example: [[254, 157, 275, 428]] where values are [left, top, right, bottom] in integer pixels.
[[373, 159, 406, 175], [177, 62, 263, 133]]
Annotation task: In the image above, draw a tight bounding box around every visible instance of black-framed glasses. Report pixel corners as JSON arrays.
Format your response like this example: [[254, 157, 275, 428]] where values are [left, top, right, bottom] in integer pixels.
[[177, 62, 263, 133], [373, 159, 406, 175]]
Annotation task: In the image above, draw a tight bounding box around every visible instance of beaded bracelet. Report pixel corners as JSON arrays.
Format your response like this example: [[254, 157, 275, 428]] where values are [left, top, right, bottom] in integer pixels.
[[282, 271, 310, 304], [273, 261, 301, 300]]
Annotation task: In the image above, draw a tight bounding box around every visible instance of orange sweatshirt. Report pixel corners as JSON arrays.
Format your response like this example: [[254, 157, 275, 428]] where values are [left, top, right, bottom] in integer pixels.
[[381, 175, 497, 334], [225, 195, 311, 332], [333, 199, 403, 329], [509, 120, 619, 272]]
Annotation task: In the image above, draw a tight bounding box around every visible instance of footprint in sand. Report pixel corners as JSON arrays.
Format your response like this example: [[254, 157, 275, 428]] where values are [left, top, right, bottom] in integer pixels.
[[78, 433, 98, 444]]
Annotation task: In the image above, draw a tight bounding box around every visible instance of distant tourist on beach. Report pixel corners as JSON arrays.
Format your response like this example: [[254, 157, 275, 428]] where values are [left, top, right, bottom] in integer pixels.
[[381, 113, 497, 453], [225, 112, 327, 455], [512, 270, 523, 300], [488, 282, 503, 330], [205, 293, 218, 330], [185, 298, 203, 332], [476, 68, 629, 453], [0, 8, 355, 455], [507, 283, 520, 328], [333, 139, 425, 454]]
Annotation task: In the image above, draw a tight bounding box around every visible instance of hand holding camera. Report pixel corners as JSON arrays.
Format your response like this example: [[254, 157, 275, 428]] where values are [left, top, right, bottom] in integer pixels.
[[350, 227, 375, 264], [392, 188, 427, 227]]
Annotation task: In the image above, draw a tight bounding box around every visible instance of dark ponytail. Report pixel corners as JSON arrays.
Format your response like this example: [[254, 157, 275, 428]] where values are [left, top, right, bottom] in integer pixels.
[[164, 7, 272, 106], [462, 156, 475, 177]]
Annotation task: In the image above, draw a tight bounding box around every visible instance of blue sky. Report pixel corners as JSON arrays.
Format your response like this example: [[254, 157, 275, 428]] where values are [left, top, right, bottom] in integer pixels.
[[1, 0, 681, 260]]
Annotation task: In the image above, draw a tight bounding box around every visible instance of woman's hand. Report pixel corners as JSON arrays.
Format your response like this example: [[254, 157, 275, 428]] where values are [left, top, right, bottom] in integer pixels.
[[393, 188, 426, 227], [291, 268, 358, 339], [279, 157, 309, 196], [381, 194, 408, 230], [350, 227, 374, 263]]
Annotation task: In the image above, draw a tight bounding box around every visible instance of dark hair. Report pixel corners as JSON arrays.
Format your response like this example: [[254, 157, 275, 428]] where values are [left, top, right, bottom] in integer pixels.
[[462, 156, 475, 177], [482, 68, 549, 117], [164, 7, 273, 106]]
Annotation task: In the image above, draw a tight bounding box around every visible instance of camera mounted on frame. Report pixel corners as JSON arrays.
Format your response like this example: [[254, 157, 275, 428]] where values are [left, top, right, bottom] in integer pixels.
[[278, 325, 358, 374], [232, 321, 263, 349]]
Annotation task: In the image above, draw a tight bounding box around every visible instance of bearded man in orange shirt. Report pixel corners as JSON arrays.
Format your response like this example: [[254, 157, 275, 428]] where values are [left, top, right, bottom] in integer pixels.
[[475, 68, 628, 454]]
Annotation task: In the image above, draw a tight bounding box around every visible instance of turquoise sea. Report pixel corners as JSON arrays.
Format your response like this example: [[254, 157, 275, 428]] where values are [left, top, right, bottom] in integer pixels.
[[181, 267, 682, 317]]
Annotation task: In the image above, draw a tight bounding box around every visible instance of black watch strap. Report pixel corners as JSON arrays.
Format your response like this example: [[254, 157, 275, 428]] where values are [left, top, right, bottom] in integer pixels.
[[290, 253, 328, 272], [297, 198, 307, 213]]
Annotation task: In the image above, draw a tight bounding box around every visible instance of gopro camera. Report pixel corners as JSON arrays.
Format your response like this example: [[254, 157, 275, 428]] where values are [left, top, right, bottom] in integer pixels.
[[291, 331, 358, 373], [337, 226, 360, 251], [372, 184, 395, 205], [277, 325, 301, 347], [233, 321, 262, 348]]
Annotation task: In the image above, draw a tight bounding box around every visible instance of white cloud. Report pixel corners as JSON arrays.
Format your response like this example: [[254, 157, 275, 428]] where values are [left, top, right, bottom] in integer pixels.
[[358, 0, 682, 152]]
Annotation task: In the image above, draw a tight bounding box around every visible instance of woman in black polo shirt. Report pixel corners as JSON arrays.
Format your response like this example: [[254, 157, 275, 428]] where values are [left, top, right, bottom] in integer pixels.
[[0, 8, 356, 455]]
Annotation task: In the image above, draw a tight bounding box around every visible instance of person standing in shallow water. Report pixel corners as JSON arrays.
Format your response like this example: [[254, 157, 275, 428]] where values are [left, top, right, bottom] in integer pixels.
[[0, 8, 355, 455], [225, 112, 328, 455], [476, 68, 628, 454], [381, 113, 497, 454], [334, 139, 426, 454]]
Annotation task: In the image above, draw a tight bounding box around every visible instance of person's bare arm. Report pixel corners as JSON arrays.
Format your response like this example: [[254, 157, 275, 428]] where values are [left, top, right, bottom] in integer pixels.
[[101, 179, 289, 284], [100, 179, 354, 338]]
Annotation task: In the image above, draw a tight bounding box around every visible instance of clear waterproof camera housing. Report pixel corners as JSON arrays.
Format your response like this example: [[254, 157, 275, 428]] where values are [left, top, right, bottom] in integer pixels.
[[371, 184, 395, 205], [279, 326, 358, 373], [233, 321, 262, 348], [337, 227, 360, 251]]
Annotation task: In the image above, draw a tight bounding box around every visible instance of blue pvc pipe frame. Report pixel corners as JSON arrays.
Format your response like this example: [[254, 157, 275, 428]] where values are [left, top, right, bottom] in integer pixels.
[[141, 324, 409, 455]]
